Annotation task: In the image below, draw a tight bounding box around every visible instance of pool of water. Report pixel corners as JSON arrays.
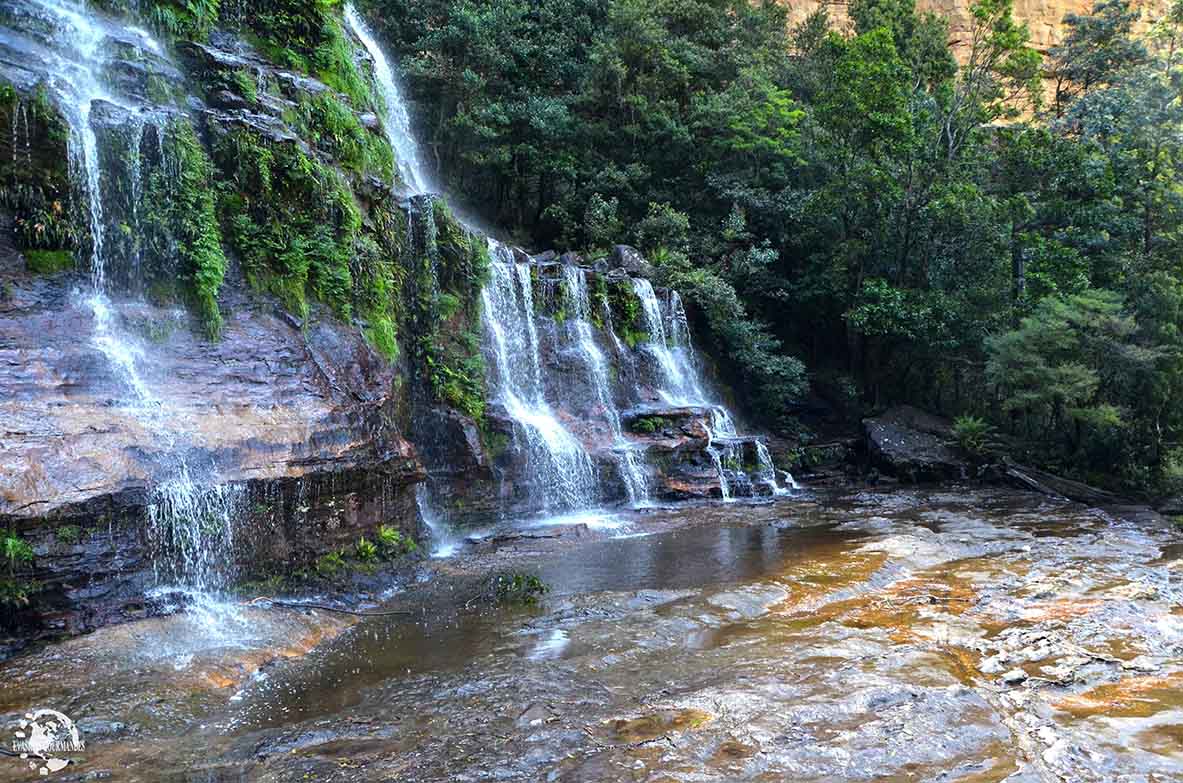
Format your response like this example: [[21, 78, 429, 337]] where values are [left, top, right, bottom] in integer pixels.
[[2, 487, 1182, 782]]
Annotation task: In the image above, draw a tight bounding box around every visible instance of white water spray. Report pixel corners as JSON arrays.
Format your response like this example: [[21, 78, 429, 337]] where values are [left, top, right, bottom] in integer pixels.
[[482, 241, 598, 513], [344, 3, 433, 194], [563, 266, 649, 506]]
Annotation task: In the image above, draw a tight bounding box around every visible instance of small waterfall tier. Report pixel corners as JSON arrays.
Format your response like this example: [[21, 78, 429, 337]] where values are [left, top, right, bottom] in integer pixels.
[[422, 244, 794, 525]]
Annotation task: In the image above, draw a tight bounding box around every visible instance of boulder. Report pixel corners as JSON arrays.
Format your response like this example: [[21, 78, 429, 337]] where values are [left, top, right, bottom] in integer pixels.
[[863, 406, 968, 482], [610, 245, 654, 279]]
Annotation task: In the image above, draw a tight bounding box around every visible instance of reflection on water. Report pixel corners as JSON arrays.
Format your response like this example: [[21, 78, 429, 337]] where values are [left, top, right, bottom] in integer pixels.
[[227, 509, 864, 731], [5, 489, 1183, 782]]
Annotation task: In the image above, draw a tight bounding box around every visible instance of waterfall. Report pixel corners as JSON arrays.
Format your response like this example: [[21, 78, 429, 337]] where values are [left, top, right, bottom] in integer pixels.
[[632, 278, 707, 406], [482, 241, 598, 514], [25, 0, 243, 595], [344, 3, 433, 194], [562, 266, 649, 506], [416, 485, 459, 558], [631, 280, 796, 497]]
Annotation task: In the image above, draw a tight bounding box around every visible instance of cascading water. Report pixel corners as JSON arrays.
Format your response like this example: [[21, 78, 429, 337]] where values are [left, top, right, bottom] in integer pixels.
[[631, 281, 795, 497], [482, 241, 599, 513], [334, 9, 794, 519], [344, 3, 432, 195], [562, 266, 649, 506], [416, 485, 459, 558], [633, 278, 706, 406], [22, 0, 243, 597]]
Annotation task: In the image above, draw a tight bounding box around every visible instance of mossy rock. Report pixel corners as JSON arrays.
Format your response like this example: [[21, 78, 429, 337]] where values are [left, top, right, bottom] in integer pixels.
[[24, 249, 75, 275]]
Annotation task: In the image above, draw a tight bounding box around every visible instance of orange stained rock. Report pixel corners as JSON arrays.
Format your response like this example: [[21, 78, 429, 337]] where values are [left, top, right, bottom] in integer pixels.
[[1054, 671, 1183, 719], [607, 708, 714, 743]]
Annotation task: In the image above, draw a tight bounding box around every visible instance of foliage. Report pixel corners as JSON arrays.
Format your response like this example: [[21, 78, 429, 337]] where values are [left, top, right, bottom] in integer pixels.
[[298, 93, 394, 179], [211, 127, 399, 335], [491, 572, 550, 606], [93, 0, 222, 39], [986, 289, 1163, 478], [354, 536, 379, 562], [0, 579, 39, 609], [142, 119, 228, 337], [243, 1, 374, 107], [361, 0, 1183, 487], [376, 525, 418, 557], [0, 83, 79, 254], [2, 533, 33, 571], [630, 416, 663, 434], [55, 526, 83, 545], [23, 249, 75, 275], [952, 415, 993, 453], [314, 549, 348, 577], [406, 199, 490, 420]]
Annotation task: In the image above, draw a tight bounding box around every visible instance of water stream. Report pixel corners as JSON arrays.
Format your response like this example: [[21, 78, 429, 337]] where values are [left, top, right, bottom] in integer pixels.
[[562, 265, 650, 506], [344, 2, 432, 194], [482, 241, 599, 514], [6, 489, 1183, 781], [21, 0, 241, 599]]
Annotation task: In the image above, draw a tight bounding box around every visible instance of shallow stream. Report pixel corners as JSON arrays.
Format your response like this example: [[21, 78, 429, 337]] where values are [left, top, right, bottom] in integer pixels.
[[3, 487, 1182, 781]]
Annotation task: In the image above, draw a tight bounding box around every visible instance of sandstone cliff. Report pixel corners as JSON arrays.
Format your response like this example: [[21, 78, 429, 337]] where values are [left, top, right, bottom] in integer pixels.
[[784, 0, 1167, 58]]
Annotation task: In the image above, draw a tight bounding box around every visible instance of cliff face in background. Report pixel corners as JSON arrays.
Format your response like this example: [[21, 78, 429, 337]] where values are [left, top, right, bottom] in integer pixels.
[[783, 0, 1168, 57]]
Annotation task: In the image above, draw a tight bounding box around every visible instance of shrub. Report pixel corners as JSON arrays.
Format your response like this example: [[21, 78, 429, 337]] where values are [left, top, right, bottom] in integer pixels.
[[953, 415, 993, 454], [355, 536, 378, 562], [492, 572, 550, 606], [376, 525, 417, 557]]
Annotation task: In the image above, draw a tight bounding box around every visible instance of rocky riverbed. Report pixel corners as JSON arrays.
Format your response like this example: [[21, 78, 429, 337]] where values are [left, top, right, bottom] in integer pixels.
[[2, 487, 1182, 781]]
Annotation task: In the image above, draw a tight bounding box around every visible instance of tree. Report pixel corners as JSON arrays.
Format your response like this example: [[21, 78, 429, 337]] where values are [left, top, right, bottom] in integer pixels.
[[1047, 0, 1149, 117], [986, 290, 1157, 464]]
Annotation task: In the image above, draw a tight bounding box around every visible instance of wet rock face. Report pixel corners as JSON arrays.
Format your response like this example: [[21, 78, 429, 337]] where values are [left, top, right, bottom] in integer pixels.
[[0, 241, 424, 639], [864, 405, 968, 482]]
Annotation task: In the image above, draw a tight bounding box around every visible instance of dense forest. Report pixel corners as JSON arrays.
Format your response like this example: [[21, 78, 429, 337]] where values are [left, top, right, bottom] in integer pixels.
[[362, 0, 1183, 495]]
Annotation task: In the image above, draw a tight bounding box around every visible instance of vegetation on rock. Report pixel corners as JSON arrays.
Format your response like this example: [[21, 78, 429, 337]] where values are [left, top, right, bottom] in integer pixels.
[[366, 0, 1183, 494]]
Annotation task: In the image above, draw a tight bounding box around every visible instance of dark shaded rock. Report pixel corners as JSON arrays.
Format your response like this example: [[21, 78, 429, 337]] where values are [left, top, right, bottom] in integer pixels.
[[610, 245, 654, 279], [208, 89, 252, 111], [1003, 461, 1122, 506], [530, 250, 558, 264], [559, 251, 583, 266], [863, 406, 967, 482], [358, 111, 380, 131], [204, 108, 301, 146]]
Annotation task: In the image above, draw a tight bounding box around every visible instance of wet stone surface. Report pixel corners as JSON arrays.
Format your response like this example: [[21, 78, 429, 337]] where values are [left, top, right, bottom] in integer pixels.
[[2, 487, 1182, 781]]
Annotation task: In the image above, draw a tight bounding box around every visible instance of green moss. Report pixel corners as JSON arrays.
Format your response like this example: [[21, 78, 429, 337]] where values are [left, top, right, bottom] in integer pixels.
[[314, 17, 375, 108], [92, 0, 222, 39], [630, 416, 665, 434], [590, 273, 609, 330], [404, 199, 490, 422], [244, 3, 374, 108], [24, 249, 74, 275], [0, 83, 80, 254], [231, 70, 258, 104], [213, 129, 359, 322], [146, 73, 181, 105], [607, 278, 647, 348], [142, 119, 227, 338], [54, 525, 83, 545], [297, 92, 393, 179]]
